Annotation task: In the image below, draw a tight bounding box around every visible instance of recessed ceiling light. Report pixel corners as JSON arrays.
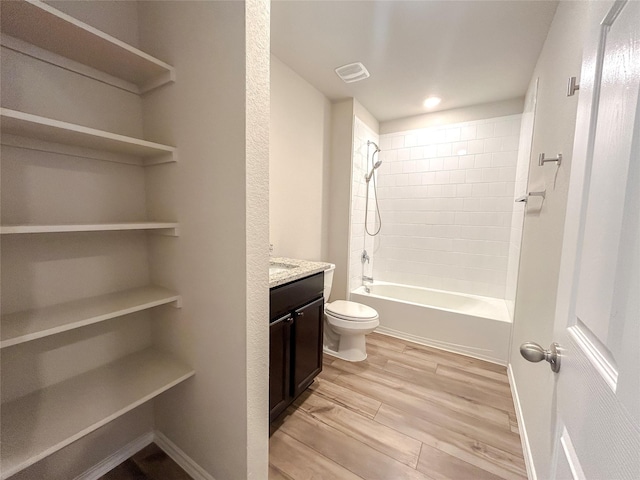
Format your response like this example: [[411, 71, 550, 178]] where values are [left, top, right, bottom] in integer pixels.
[[423, 96, 442, 109]]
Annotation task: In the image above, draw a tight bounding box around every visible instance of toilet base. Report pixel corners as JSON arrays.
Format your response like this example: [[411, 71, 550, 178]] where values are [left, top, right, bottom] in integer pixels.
[[323, 333, 368, 362]]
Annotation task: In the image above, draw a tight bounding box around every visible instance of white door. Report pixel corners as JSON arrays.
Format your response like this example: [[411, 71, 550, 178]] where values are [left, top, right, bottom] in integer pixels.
[[549, 0, 640, 478]]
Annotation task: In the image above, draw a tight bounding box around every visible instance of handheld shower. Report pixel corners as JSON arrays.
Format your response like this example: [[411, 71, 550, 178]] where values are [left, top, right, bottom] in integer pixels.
[[365, 141, 382, 183], [364, 140, 382, 236]]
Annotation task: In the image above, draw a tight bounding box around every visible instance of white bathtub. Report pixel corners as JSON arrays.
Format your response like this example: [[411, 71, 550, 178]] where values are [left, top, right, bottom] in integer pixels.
[[350, 282, 512, 365]]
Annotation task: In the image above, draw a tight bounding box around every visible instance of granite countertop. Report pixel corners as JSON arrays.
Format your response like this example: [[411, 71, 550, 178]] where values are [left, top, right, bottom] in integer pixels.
[[269, 257, 332, 288]]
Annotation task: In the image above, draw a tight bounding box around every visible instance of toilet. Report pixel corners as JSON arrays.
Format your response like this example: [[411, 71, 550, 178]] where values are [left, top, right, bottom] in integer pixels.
[[323, 264, 379, 362]]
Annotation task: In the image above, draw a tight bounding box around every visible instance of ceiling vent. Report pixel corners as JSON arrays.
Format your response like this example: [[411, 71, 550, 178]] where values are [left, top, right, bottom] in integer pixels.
[[335, 62, 370, 83]]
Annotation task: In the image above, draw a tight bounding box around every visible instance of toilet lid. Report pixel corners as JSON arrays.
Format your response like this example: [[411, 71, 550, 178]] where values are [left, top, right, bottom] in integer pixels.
[[326, 300, 378, 321]]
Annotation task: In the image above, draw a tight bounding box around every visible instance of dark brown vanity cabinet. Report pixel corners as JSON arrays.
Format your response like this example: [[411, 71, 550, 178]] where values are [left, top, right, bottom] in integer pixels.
[[269, 272, 324, 422]]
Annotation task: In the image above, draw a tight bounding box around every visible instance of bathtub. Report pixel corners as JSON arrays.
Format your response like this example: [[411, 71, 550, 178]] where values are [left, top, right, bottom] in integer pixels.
[[350, 282, 511, 365]]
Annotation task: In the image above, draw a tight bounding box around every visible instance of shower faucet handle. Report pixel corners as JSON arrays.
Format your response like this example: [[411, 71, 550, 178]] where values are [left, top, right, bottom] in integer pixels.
[[361, 250, 370, 264]]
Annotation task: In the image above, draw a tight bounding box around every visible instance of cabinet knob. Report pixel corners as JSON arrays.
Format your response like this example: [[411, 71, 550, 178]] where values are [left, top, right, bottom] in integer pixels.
[[296, 312, 305, 318]]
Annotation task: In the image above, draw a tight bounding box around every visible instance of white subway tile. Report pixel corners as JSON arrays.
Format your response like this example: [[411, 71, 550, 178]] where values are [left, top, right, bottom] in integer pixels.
[[459, 155, 475, 169], [390, 162, 403, 174], [491, 151, 517, 167], [444, 157, 459, 170], [450, 170, 466, 184], [461, 125, 477, 141], [380, 136, 393, 150], [466, 168, 484, 183], [477, 122, 495, 139], [482, 168, 501, 182], [424, 145, 437, 158], [396, 174, 409, 186], [422, 172, 436, 184], [403, 160, 417, 173], [474, 153, 492, 168], [452, 141, 468, 155], [392, 136, 405, 149], [415, 159, 429, 172], [409, 173, 422, 185], [434, 129, 447, 143], [435, 171, 451, 184], [483, 137, 502, 153], [446, 128, 461, 142], [404, 134, 417, 147], [411, 146, 424, 160], [456, 183, 473, 197], [430, 157, 444, 171], [494, 120, 512, 137], [441, 184, 456, 198], [501, 135, 520, 151], [398, 148, 411, 161], [467, 139, 484, 154], [437, 143, 452, 157]]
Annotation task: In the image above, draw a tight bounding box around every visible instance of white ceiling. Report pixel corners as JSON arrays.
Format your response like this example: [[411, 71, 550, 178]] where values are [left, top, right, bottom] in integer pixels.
[[271, 1, 558, 122]]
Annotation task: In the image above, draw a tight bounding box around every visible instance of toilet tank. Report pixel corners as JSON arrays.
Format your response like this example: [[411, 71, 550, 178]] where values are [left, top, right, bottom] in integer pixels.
[[323, 264, 336, 301]]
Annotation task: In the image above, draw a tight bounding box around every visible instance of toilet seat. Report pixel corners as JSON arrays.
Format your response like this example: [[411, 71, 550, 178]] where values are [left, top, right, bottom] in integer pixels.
[[325, 300, 378, 322]]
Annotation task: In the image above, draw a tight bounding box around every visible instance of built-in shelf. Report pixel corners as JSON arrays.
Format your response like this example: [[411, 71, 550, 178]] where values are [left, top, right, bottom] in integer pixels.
[[1, 286, 181, 349], [0, 348, 194, 479], [0, 0, 175, 94], [0, 222, 179, 236], [1, 109, 176, 165]]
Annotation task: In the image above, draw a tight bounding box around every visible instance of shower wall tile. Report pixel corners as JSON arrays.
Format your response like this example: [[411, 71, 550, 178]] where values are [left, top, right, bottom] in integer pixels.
[[349, 117, 379, 293], [373, 114, 522, 299]]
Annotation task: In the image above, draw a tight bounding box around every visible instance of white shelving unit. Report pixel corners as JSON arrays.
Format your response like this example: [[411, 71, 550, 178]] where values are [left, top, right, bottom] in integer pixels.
[[1, 286, 181, 348], [0, 222, 179, 235], [0, 0, 175, 94], [0, 2, 189, 477], [1, 108, 176, 166], [0, 349, 195, 479]]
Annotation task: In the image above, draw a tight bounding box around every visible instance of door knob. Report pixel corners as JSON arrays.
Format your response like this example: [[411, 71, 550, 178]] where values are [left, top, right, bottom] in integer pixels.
[[520, 342, 561, 373]]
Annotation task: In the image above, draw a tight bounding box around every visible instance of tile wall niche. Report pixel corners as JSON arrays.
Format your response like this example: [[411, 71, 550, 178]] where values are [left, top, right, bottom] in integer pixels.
[[348, 117, 379, 293], [374, 114, 522, 299]]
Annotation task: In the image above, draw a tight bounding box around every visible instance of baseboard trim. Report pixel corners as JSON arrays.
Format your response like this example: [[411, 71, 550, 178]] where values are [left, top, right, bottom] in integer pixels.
[[508, 363, 536, 480], [74, 431, 154, 480], [375, 326, 507, 366], [154, 430, 216, 480]]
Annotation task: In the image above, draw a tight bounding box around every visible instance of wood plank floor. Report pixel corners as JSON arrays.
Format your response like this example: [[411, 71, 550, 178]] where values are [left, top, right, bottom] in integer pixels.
[[270, 332, 526, 480], [99, 443, 191, 480]]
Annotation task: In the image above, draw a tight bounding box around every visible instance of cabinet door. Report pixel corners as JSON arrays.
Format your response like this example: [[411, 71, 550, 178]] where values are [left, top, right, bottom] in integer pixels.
[[292, 297, 324, 399], [269, 313, 292, 422]]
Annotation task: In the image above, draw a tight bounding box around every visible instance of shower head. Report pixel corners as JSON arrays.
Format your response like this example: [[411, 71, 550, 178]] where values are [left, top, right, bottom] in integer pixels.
[[365, 157, 382, 183]]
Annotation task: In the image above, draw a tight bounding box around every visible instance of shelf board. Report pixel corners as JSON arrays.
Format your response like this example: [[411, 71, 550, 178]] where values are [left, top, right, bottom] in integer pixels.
[[1, 109, 176, 164], [0, 348, 194, 479], [1, 286, 181, 349], [0, 222, 179, 235], [0, 0, 175, 94]]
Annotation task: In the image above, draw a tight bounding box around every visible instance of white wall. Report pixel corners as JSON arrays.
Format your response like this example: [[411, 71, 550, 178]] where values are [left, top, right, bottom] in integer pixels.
[[508, 2, 590, 479], [375, 114, 522, 298], [328, 99, 355, 301], [270, 55, 331, 261], [139, 2, 269, 479], [348, 117, 379, 293]]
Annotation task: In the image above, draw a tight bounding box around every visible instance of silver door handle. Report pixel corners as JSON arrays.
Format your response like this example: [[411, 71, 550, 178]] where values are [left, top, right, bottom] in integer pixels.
[[520, 342, 561, 373]]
